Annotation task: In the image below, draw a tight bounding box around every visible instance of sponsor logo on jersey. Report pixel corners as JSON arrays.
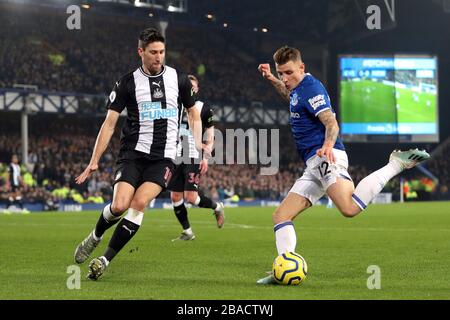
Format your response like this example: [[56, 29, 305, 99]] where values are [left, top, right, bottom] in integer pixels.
[[308, 94, 326, 110], [139, 102, 177, 121], [290, 112, 301, 119]]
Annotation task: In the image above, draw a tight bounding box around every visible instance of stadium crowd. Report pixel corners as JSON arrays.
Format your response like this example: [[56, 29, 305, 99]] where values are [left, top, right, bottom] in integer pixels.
[[0, 116, 381, 207], [0, 3, 280, 106], [3, 116, 450, 208]]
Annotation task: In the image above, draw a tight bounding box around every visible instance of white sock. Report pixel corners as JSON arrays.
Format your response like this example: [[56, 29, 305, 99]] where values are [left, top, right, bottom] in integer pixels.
[[92, 230, 101, 241], [172, 199, 184, 207], [353, 160, 402, 210], [183, 227, 193, 234], [99, 256, 110, 267], [102, 203, 122, 222], [194, 196, 201, 206], [274, 221, 296, 255], [124, 208, 144, 226]]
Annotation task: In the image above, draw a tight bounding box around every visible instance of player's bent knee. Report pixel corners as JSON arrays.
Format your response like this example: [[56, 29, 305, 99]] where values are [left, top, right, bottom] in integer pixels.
[[339, 206, 359, 218], [171, 193, 183, 203], [272, 209, 294, 225], [184, 194, 197, 204], [111, 201, 130, 215]]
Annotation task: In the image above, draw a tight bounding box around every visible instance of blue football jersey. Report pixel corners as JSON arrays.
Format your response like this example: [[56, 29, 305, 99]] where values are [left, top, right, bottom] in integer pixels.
[[289, 74, 345, 162]]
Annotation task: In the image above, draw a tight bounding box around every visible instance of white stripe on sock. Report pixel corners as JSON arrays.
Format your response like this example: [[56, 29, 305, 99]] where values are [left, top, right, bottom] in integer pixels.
[[102, 203, 121, 222], [172, 199, 184, 207], [124, 208, 144, 226]]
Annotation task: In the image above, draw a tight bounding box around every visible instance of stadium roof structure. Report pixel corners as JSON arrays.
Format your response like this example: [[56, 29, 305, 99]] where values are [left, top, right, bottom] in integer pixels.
[[4, 0, 449, 44]]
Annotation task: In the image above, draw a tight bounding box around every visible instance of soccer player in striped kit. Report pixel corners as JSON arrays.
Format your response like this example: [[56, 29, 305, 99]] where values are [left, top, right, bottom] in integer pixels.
[[169, 75, 225, 241], [73, 28, 209, 280]]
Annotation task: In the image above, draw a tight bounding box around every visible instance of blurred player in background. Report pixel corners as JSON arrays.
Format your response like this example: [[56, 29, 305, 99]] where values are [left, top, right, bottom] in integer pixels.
[[73, 28, 207, 280], [4, 154, 29, 214], [256, 46, 430, 284], [169, 75, 224, 241]]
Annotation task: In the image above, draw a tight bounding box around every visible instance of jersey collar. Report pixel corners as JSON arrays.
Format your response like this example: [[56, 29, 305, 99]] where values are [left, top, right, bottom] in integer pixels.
[[139, 65, 166, 78]]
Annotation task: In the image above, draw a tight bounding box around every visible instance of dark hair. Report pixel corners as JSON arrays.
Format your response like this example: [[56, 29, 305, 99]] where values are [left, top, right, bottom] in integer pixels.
[[273, 46, 302, 65], [138, 28, 165, 49], [188, 74, 199, 83]]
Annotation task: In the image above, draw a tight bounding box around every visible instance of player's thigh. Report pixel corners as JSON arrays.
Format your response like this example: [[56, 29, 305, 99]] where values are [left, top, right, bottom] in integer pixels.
[[130, 182, 163, 212], [326, 178, 360, 217], [111, 181, 135, 214]]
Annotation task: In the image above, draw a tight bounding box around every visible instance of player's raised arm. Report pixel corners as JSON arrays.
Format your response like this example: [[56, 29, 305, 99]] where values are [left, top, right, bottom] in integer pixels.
[[75, 110, 120, 184], [316, 109, 340, 164], [258, 63, 290, 102]]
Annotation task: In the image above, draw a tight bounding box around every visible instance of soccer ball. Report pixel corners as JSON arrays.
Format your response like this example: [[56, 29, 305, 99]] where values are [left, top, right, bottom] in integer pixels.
[[272, 252, 308, 285]]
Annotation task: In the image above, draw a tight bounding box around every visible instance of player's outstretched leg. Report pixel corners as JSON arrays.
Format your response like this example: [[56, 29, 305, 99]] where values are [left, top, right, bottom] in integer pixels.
[[328, 149, 430, 217], [257, 193, 311, 285], [352, 149, 430, 211]]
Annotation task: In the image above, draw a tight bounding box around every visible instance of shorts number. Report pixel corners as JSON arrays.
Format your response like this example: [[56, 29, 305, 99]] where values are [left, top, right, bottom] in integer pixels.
[[318, 161, 331, 178], [188, 173, 200, 184]]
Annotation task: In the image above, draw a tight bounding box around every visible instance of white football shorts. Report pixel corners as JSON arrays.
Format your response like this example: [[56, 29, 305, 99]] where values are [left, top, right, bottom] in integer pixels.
[[289, 148, 353, 204]]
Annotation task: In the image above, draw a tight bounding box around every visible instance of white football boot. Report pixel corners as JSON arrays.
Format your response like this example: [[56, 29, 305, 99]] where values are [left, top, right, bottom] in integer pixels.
[[389, 148, 430, 170]]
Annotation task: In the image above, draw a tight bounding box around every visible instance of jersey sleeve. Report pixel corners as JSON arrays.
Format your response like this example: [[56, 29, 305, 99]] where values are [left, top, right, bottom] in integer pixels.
[[303, 84, 332, 117], [200, 104, 214, 128], [178, 74, 196, 108], [106, 79, 128, 113]]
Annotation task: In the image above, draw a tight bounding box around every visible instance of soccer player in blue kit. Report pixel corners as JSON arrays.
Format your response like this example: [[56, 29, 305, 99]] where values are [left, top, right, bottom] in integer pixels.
[[256, 46, 430, 284]]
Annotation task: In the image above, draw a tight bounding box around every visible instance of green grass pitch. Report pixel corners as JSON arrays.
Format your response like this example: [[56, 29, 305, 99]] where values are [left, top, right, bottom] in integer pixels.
[[1, 202, 449, 300], [340, 80, 437, 123]]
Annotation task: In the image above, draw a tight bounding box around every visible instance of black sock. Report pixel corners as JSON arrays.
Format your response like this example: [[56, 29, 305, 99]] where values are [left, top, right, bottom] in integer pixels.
[[14, 198, 23, 209], [94, 206, 121, 238], [104, 218, 140, 262], [198, 195, 217, 210], [174, 203, 190, 230], [7, 197, 14, 208]]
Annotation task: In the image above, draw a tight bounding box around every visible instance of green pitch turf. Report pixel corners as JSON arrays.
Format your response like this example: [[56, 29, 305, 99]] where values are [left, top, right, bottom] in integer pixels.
[[1, 202, 449, 300], [340, 80, 436, 123]]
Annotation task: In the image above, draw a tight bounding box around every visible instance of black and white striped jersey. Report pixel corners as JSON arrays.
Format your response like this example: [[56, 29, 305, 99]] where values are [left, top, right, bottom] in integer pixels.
[[8, 163, 21, 187], [107, 65, 196, 161], [177, 100, 214, 160]]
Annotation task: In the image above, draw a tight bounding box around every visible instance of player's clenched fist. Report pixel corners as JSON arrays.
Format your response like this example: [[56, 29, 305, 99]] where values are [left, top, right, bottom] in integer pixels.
[[258, 63, 276, 81]]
